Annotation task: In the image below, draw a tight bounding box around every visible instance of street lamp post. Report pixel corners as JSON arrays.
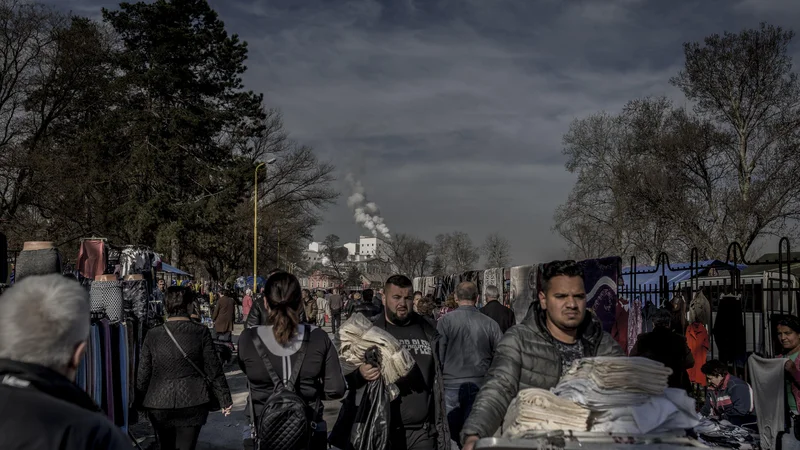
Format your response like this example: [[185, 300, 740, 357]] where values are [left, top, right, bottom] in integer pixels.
[[254, 158, 277, 292]]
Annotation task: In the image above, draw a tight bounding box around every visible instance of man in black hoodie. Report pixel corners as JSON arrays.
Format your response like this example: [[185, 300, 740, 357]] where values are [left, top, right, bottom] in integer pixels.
[[0, 274, 130, 449]]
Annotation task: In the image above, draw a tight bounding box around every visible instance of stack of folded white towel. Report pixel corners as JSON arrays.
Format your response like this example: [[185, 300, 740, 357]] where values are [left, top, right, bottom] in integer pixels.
[[553, 357, 699, 434], [502, 388, 591, 438], [338, 313, 416, 384]]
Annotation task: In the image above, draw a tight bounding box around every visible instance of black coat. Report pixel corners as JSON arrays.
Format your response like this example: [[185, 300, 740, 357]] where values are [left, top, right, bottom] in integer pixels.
[[329, 313, 450, 450], [246, 298, 268, 328], [0, 359, 130, 449], [480, 300, 516, 333], [136, 319, 232, 410], [630, 327, 694, 391]]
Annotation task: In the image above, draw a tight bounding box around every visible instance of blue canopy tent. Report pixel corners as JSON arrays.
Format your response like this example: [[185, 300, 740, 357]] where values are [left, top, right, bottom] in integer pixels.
[[160, 263, 192, 277], [622, 259, 745, 289], [245, 276, 266, 291]]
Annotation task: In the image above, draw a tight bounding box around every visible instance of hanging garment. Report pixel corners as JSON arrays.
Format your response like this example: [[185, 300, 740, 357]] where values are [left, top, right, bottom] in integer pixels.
[[611, 298, 630, 354], [688, 291, 711, 327], [510, 265, 537, 325], [122, 279, 148, 321], [686, 322, 710, 386], [627, 299, 643, 355], [425, 276, 436, 296], [503, 268, 511, 307], [91, 281, 124, 322], [413, 277, 422, 293], [0, 232, 6, 283], [748, 354, 788, 450], [643, 300, 659, 333], [482, 268, 504, 303], [713, 295, 747, 365], [579, 257, 621, 333], [15, 247, 62, 281], [77, 239, 108, 280], [670, 294, 688, 336]]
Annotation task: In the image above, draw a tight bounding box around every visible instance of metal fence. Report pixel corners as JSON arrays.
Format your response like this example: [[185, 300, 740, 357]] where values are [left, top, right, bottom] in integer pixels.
[[619, 238, 800, 372]]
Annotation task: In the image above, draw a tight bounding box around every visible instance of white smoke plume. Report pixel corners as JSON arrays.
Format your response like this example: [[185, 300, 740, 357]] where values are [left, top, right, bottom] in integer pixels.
[[346, 174, 391, 240]]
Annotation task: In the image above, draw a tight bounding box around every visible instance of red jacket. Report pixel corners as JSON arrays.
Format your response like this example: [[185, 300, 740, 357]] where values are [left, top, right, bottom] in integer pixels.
[[686, 323, 709, 386], [242, 295, 253, 318]]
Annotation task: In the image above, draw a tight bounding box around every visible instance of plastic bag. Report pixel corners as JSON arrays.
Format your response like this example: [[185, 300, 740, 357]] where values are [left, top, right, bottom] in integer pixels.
[[350, 348, 391, 450]]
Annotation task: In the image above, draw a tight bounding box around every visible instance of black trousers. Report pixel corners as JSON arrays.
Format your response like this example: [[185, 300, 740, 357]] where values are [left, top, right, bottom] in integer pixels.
[[331, 313, 342, 334], [153, 423, 203, 450], [390, 427, 436, 450]]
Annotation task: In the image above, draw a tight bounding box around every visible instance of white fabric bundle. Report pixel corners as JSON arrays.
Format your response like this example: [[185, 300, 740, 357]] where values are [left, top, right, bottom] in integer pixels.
[[502, 388, 590, 438], [559, 357, 671, 395], [552, 357, 696, 435], [338, 313, 416, 384]]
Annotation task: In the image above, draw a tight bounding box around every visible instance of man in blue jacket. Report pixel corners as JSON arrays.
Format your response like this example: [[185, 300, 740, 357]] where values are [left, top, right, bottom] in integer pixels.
[[701, 359, 757, 426]]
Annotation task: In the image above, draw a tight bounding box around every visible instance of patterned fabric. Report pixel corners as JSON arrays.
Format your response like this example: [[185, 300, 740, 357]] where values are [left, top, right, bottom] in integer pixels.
[[579, 257, 622, 333], [122, 279, 148, 321], [482, 268, 503, 302], [554, 339, 585, 377], [90, 281, 124, 322], [509, 265, 537, 325], [627, 299, 643, 355], [15, 247, 62, 282]]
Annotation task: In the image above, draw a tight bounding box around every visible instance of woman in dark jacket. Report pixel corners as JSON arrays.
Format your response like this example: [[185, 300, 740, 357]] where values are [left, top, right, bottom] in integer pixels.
[[136, 286, 233, 450], [239, 272, 346, 450]]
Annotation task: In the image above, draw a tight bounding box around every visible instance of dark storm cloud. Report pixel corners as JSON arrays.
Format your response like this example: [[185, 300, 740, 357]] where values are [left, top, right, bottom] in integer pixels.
[[50, 0, 800, 264]]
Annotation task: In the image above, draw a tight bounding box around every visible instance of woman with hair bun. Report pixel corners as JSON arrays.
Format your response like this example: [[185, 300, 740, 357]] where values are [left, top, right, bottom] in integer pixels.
[[238, 272, 346, 450]]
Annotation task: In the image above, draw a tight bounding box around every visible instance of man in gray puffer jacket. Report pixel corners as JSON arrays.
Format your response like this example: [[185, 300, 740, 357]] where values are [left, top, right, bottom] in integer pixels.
[[461, 260, 623, 449]]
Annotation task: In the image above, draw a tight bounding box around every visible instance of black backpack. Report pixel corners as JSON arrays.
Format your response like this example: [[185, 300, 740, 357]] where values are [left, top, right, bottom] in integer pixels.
[[250, 324, 315, 450]]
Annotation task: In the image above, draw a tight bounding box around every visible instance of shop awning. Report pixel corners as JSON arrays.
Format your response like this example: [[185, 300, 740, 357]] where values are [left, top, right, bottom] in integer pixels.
[[160, 263, 192, 277], [622, 260, 744, 288]]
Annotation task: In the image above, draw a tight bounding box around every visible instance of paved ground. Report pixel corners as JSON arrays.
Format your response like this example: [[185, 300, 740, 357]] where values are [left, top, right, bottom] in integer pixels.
[[131, 323, 342, 450]]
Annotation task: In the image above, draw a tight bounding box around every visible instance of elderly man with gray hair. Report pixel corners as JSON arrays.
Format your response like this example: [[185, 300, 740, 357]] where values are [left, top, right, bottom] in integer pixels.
[[479, 285, 516, 333], [0, 274, 130, 449]]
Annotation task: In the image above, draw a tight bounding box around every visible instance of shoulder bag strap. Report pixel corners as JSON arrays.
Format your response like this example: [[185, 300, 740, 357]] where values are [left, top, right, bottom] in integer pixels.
[[163, 323, 212, 384], [251, 328, 285, 388], [288, 324, 311, 387]]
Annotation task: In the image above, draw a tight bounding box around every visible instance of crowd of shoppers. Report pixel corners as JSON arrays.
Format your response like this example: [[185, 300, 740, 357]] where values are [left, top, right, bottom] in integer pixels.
[[7, 260, 800, 450]]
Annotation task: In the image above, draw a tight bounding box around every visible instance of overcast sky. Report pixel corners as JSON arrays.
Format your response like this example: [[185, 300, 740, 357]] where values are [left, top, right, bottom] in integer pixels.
[[53, 0, 800, 265]]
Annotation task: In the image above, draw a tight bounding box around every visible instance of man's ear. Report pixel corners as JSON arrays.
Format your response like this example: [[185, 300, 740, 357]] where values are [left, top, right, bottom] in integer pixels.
[[70, 341, 87, 370], [538, 290, 547, 310]]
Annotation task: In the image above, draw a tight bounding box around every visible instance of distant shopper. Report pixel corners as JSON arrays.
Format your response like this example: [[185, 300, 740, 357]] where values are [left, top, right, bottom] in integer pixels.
[[0, 275, 131, 449], [242, 289, 254, 320], [630, 308, 694, 391], [328, 288, 343, 333], [213, 290, 236, 342], [480, 285, 515, 333], [438, 282, 503, 447]]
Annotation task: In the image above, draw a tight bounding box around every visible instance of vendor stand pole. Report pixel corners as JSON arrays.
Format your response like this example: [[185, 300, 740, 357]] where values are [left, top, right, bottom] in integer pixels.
[[254, 158, 276, 291]]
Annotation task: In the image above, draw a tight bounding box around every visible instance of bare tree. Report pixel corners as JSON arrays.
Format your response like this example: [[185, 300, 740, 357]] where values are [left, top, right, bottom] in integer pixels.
[[321, 234, 349, 284], [382, 233, 432, 277], [671, 23, 800, 254], [555, 23, 800, 262], [481, 232, 511, 268], [432, 231, 479, 274]]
